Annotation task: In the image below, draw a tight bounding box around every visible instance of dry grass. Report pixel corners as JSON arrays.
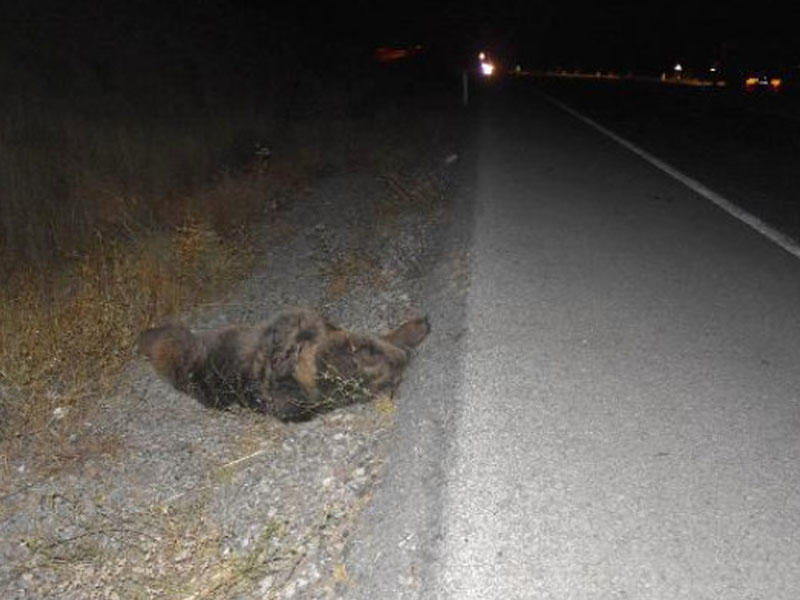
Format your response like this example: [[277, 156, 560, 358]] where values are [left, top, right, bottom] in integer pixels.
[[0, 104, 362, 474], [234, 421, 288, 459], [0, 216, 254, 480], [316, 369, 374, 410], [323, 252, 383, 301], [0, 90, 461, 598], [373, 394, 397, 416], [376, 170, 447, 225], [0, 95, 279, 476], [15, 489, 283, 599], [0, 99, 272, 270], [0, 91, 455, 485]]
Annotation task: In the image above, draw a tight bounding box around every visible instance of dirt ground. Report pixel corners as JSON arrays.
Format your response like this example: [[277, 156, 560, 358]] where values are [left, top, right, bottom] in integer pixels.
[[0, 98, 471, 599]]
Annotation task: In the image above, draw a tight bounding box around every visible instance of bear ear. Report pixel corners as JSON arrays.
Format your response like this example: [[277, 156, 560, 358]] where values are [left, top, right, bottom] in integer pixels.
[[381, 316, 430, 349]]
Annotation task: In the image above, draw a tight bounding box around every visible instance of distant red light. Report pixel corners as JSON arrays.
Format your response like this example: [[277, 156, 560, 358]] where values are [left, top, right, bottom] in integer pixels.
[[374, 47, 409, 62]]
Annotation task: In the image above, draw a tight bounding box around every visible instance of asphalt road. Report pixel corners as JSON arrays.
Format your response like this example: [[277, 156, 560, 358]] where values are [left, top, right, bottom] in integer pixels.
[[346, 81, 800, 599], [532, 78, 800, 243]]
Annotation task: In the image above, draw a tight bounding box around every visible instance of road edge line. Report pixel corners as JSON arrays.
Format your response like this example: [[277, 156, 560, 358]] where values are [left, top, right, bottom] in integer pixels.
[[539, 91, 800, 262]]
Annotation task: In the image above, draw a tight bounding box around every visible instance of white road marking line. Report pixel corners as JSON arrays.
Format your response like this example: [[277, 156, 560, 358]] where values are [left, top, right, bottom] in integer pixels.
[[539, 91, 800, 262]]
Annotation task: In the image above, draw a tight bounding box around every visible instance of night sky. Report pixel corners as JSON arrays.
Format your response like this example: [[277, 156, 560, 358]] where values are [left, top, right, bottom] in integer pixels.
[[411, 1, 800, 73], [2, 0, 799, 93]]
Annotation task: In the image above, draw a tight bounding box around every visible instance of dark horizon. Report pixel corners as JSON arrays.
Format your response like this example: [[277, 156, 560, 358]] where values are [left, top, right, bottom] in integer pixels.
[[3, 0, 800, 94], [433, 1, 800, 74]]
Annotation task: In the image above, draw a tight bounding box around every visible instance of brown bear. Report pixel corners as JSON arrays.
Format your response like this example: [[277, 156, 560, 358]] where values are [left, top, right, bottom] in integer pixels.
[[137, 308, 429, 421]]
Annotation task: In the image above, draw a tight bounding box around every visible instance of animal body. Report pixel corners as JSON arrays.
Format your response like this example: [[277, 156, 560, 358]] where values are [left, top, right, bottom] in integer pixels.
[[137, 308, 429, 421]]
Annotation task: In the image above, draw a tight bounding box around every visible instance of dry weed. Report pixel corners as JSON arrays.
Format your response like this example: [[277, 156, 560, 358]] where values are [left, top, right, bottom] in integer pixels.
[[323, 252, 382, 300], [0, 219, 253, 479], [317, 369, 373, 410], [376, 170, 446, 225]]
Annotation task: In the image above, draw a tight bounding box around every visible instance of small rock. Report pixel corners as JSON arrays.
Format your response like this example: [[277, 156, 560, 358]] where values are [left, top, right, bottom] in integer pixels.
[[282, 581, 297, 598], [259, 574, 275, 594], [174, 549, 191, 562], [307, 563, 322, 583]]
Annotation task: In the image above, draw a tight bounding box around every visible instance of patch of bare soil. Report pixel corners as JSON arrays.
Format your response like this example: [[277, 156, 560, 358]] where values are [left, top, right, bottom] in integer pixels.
[[0, 104, 467, 599]]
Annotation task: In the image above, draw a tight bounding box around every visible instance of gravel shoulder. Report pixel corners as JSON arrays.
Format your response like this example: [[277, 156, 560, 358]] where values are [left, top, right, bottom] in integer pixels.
[[341, 127, 476, 599], [0, 100, 473, 600]]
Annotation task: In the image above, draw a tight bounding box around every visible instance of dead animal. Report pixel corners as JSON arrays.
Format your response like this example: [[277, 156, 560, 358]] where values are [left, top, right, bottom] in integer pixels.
[[137, 307, 430, 421]]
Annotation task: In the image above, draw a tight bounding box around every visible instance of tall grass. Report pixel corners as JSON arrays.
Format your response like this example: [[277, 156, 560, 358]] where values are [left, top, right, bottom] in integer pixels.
[[0, 68, 403, 470], [0, 54, 450, 480], [0, 95, 273, 270], [0, 80, 294, 463], [0, 218, 252, 433]]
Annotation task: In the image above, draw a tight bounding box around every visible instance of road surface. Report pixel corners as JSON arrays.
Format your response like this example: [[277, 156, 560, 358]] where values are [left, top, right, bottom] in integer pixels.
[[346, 82, 800, 599], [533, 78, 800, 243]]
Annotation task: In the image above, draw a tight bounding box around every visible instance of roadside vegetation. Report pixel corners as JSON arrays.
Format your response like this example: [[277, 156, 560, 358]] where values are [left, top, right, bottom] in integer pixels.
[[0, 69, 462, 596], [0, 46, 394, 481], [0, 48, 460, 489], [0, 5, 466, 597]]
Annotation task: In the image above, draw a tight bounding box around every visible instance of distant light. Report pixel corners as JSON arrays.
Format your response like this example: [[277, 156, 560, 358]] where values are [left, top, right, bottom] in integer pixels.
[[745, 76, 759, 87], [375, 47, 409, 62], [515, 64, 522, 73], [478, 52, 486, 61], [674, 63, 683, 72], [480, 61, 495, 76], [770, 77, 782, 89], [709, 67, 717, 73]]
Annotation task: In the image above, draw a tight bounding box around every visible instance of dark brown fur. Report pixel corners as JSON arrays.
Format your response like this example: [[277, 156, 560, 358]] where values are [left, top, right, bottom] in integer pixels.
[[137, 308, 430, 421]]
